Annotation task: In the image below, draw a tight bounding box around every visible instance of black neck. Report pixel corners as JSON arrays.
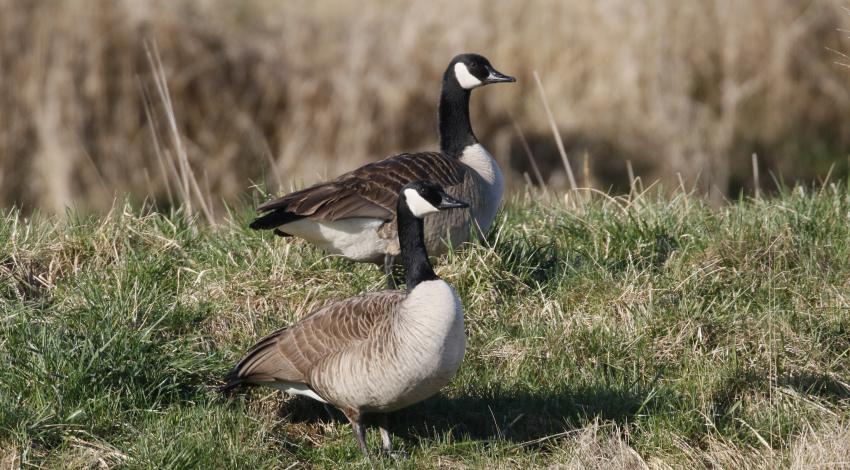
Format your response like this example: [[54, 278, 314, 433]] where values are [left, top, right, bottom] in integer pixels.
[[396, 204, 438, 290], [438, 71, 477, 158]]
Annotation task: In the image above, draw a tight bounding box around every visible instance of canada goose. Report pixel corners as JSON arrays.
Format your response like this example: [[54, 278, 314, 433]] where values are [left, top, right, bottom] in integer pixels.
[[224, 180, 469, 457], [250, 53, 515, 285]]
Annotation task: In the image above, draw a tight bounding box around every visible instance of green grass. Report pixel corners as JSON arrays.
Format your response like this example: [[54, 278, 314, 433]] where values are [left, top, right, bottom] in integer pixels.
[[2, 185, 850, 469]]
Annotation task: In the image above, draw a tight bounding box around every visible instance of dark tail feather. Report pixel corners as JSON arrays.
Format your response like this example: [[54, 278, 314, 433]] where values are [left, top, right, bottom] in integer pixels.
[[219, 368, 249, 394], [249, 210, 304, 230]]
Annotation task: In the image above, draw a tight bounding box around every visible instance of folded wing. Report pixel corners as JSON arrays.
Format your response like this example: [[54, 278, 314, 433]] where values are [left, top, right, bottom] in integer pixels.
[[222, 291, 408, 392], [250, 152, 465, 230]]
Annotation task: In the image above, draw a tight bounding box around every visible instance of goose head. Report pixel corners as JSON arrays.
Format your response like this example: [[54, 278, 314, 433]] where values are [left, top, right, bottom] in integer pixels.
[[401, 180, 469, 218], [448, 53, 516, 91]]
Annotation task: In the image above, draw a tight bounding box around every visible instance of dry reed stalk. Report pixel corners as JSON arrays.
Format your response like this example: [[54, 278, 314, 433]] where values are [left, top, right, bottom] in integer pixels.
[[511, 116, 546, 189], [581, 151, 590, 189], [143, 39, 214, 224], [139, 79, 175, 207], [752, 153, 761, 199], [532, 71, 578, 194]]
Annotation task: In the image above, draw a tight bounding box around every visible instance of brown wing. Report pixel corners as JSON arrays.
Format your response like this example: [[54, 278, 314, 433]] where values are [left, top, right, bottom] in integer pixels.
[[223, 291, 407, 389], [250, 152, 465, 228]]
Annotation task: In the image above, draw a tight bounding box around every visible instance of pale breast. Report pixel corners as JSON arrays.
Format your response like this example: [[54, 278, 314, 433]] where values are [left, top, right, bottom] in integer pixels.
[[311, 280, 465, 412], [458, 143, 505, 233], [421, 144, 504, 256]]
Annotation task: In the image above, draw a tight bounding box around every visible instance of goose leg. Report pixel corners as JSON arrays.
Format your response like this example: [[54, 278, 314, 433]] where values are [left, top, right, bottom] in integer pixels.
[[377, 414, 392, 454], [343, 408, 370, 458], [352, 420, 370, 457]]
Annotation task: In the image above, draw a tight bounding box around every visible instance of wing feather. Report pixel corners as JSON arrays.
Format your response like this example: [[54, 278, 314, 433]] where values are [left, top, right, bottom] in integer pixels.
[[250, 152, 465, 228], [222, 291, 407, 390]]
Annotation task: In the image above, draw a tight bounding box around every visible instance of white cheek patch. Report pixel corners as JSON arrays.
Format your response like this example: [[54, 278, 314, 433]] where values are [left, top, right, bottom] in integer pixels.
[[454, 63, 482, 89], [404, 188, 440, 217]]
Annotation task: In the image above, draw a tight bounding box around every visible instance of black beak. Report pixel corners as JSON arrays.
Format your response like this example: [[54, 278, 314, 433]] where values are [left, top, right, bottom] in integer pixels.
[[484, 65, 516, 84], [437, 192, 469, 210]]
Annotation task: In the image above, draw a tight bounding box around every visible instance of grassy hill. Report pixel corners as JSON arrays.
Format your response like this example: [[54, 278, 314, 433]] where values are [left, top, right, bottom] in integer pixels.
[[2, 186, 850, 468]]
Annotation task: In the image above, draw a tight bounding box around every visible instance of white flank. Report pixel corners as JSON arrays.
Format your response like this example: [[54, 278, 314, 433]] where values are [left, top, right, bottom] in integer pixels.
[[404, 188, 440, 217], [271, 382, 328, 403], [279, 218, 387, 262], [454, 62, 482, 89]]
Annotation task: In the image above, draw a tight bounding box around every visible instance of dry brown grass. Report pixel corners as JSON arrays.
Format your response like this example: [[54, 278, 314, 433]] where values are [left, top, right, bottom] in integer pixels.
[[2, 0, 850, 213], [789, 421, 850, 469], [0, 445, 20, 470]]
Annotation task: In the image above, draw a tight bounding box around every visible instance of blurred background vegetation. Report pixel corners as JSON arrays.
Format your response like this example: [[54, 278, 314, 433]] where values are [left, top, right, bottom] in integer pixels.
[[2, 0, 850, 215]]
